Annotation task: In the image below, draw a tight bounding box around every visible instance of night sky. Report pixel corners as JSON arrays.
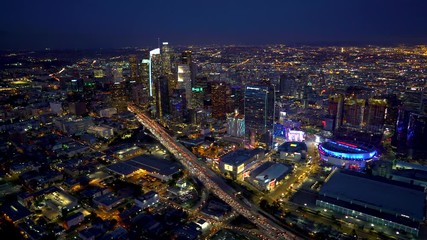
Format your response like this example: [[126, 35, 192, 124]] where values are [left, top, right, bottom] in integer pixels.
[[1, 0, 427, 50]]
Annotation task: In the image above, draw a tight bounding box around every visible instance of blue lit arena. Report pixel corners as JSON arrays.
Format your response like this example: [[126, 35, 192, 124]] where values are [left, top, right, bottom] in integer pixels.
[[318, 140, 377, 170]]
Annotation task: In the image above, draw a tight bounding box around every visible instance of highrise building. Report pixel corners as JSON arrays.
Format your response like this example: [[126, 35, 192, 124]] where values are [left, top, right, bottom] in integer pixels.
[[69, 102, 87, 116], [129, 55, 139, 83], [279, 74, 297, 97], [366, 98, 387, 132], [177, 64, 192, 104], [328, 93, 387, 133], [211, 82, 228, 120], [161, 42, 172, 75], [68, 79, 84, 93], [155, 76, 170, 120], [226, 111, 245, 137], [190, 86, 204, 109], [328, 94, 344, 130], [407, 113, 427, 152], [170, 89, 187, 123], [244, 85, 274, 144], [180, 50, 197, 86], [343, 98, 366, 128], [112, 67, 123, 83], [111, 81, 128, 113], [230, 85, 244, 114]]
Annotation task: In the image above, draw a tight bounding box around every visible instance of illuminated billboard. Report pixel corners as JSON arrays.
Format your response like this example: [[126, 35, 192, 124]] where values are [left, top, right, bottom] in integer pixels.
[[237, 164, 245, 174], [224, 164, 233, 171], [287, 130, 305, 142]]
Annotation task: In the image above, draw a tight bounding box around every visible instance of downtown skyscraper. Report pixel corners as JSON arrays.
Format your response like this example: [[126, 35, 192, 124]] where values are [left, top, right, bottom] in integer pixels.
[[244, 85, 274, 146]]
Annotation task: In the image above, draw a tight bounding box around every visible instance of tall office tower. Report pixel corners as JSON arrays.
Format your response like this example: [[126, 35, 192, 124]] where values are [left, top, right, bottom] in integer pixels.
[[230, 85, 244, 113], [129, 55, 140, 83], [111, 81, 128, 113], [68, 79, 84, 93], [180, 50, 197, 85], [161, 42, 172, 75], [190, 86, 204, 109], [181, 50, 192, 65], [131, 84, 147, 106], [302, 81, 316, 108], [406, 113, 427, 152], [177, 64, 192, 104], [226, 111, 245, 137], [69, 102, 87, 116], [328, 94, 344, 130], [139, 60, 150, 94], [394, 89, 426, 151], [94, 69, 105, 78], [343, 97, 366, 128], [279, 74, 297, 97], [403, 89, 427, 114], [384, 94, 400, 127], [112, 67, 124, 83], [244, 85, 274, 143], [170, 89, 187, 123], [155, 76, 170, 120], [211, 82, 228, 120], [366, 98, 387, 132]]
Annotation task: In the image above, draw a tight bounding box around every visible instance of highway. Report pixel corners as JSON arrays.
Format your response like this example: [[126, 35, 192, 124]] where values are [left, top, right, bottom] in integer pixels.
[[128, 103, 300, 240]]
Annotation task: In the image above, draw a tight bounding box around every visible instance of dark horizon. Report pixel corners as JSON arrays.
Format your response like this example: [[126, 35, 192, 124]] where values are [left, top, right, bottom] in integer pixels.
[[1, 0, 427, 50]]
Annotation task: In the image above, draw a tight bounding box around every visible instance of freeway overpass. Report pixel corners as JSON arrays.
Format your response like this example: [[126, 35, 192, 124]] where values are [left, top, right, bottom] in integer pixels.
[[128, 103, 300, 240]]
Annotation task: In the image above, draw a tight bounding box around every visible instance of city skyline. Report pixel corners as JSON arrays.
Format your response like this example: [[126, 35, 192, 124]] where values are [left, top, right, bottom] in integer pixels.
[[1, 0, 427, 50]]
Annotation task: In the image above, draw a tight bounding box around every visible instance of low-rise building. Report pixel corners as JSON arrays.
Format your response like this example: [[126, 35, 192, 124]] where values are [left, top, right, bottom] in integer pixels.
[[219, 148, 264, 179], [135, 191, 159, 209], [317, 170, 425, 236], [246, 162, 292, 191], [87, 125, 114, 139], [278, 141, 307, 161], [93, 193, 123, 212], [64, 212, 84, 229]]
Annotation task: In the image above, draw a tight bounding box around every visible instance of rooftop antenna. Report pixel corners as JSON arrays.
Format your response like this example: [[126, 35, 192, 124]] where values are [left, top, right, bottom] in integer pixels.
[[157, 37, 160, 49]]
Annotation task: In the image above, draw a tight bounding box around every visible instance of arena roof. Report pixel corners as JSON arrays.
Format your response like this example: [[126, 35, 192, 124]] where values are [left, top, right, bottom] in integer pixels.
[[320, 170, 425, 221], [321, 140, 375, 154]]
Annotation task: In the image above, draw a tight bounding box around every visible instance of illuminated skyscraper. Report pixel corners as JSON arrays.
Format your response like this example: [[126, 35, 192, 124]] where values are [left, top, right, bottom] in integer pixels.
[[211, 82, 228, 120], [161, 42, 177, 95], [155, 76, 170, 121], [111, 81, 128, 112], [181, 50, 192, 65], [244, 85, 274, 144], [227, 111, 245, 137], [68, 79, 84, 93], [230, 85, 244, 113], [170, 89, 187, 123], [328, 94, 344, 130], [366, 98, 387, 132], [177, 64, 192, 104], [190, 86, 204, 109], [180, 50, 197, 86], [343, 98, 366, 128], [129, 55, 139, 83], [161, 42, 172, 75]]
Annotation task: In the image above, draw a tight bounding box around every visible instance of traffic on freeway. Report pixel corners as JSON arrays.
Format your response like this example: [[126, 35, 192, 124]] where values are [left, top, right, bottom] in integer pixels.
[[128, 103, 300, 240]]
